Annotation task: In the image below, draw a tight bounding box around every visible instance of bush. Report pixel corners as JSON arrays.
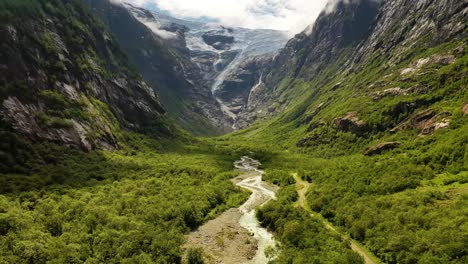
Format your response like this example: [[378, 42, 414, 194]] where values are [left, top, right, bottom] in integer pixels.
[[187, 248, 204, 264]]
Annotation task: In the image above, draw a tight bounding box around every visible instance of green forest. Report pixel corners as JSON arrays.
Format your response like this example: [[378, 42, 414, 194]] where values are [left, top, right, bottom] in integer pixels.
[[0, 0, 467, 263], [213, 38, 468, 263], [0, 135, 250, 263]]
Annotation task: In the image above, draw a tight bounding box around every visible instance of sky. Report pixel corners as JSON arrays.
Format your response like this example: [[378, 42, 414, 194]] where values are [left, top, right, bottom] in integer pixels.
[[123, 0, 331, 34]]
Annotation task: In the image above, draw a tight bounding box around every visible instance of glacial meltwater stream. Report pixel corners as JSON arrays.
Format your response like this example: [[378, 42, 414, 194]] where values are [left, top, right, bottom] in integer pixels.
[[234, 156, 277, 264]]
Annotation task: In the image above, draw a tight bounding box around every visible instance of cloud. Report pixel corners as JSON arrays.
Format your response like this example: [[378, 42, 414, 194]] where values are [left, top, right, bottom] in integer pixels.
[[123, 0, 330, 34]]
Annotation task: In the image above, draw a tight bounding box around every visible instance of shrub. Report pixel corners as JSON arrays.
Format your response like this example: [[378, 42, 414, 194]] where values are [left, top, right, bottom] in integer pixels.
[[187, 248, 204, 264]]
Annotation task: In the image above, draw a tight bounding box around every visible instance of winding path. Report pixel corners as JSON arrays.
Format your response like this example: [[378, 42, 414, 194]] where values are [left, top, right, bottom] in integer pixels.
[[293, 174, 381, 264]]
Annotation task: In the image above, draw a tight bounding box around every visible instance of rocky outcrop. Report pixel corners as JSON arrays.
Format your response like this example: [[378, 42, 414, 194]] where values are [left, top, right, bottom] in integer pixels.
[[421, 118, 450, 135], [400, 54, 456, 76], [364, 142, 401, 156], [371, 87, 406, 100], [333, 112, 366, 135], [1, 97, 116, 151], [0, 1, 165, 150], [391, 109, 451, 135], [370, 84, 432, 101]]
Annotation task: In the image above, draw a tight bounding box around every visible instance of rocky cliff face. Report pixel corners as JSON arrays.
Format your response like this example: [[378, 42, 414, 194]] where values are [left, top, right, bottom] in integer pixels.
[[102, 2, 289, 132], [241, 2, 466, 262], [348, 0, 467, 69], [153, 10, 289, 130], [83, 0, 233, 136], [0, 0, 165, 152], [218, 0, 467, 129]]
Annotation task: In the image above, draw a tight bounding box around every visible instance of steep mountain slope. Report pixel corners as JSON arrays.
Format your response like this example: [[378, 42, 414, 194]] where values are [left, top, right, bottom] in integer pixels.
[[103, 2, 289, 131], [83, 0, 233, 135], [0, 0, 168, 155], [251, 0, 467, 147], [0, 2, 248, 263], [220, 0, 467, 130], [214, 0, 382, 129], [182, 23, 288, 130], [220, 0, 467, 263]]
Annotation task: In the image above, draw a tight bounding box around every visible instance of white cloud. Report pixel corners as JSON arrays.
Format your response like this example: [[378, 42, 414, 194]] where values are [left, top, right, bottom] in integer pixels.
[[123, 0, 330, 34]]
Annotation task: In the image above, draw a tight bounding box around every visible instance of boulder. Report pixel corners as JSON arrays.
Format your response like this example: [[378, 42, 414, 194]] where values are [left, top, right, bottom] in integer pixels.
[[364, 142, 401, 156], [420, 118, 450, 135]]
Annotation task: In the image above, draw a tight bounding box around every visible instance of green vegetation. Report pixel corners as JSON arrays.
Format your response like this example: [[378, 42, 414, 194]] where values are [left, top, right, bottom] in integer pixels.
[[0, 0, 41, 22], [0, 135, 249, 263], [0, 0, 466, 263], [257, 186, 364, 264], [187, 248, 204, 264], [213, 40, 468, 263]]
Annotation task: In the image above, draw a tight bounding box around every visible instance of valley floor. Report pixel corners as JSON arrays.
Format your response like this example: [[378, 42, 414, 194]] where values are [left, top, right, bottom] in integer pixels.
[[183, 158, 278, 264], [0, 128, 466, 263]]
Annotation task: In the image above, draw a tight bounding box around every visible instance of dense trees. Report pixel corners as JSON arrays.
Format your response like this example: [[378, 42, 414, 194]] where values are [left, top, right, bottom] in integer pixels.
[[257, 186, 364, 264], [0, 136, 248, 263], [211, 38, 468, 264]]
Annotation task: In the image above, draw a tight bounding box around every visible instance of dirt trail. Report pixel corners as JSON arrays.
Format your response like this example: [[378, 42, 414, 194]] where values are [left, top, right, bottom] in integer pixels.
[[293, 174, 380, 264], [183, 157, 278, 264]]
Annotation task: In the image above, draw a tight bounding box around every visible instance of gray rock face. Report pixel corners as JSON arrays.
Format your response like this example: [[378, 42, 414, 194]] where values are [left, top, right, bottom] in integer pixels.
[[2, 97, 107, 151], [0, 4, 164, 151], [117, 4, 289, 131], [84, 0, 233, 135], [390, 109, 451, 136], [213, 55, 277, 129], [350, 0, 467, 67], [214, 0, 467, 130]]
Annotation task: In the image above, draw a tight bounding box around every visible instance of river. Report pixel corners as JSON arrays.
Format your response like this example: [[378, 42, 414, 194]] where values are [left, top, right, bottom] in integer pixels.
[[234, 156, 277, 264], [184, 156, 278, 263]]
